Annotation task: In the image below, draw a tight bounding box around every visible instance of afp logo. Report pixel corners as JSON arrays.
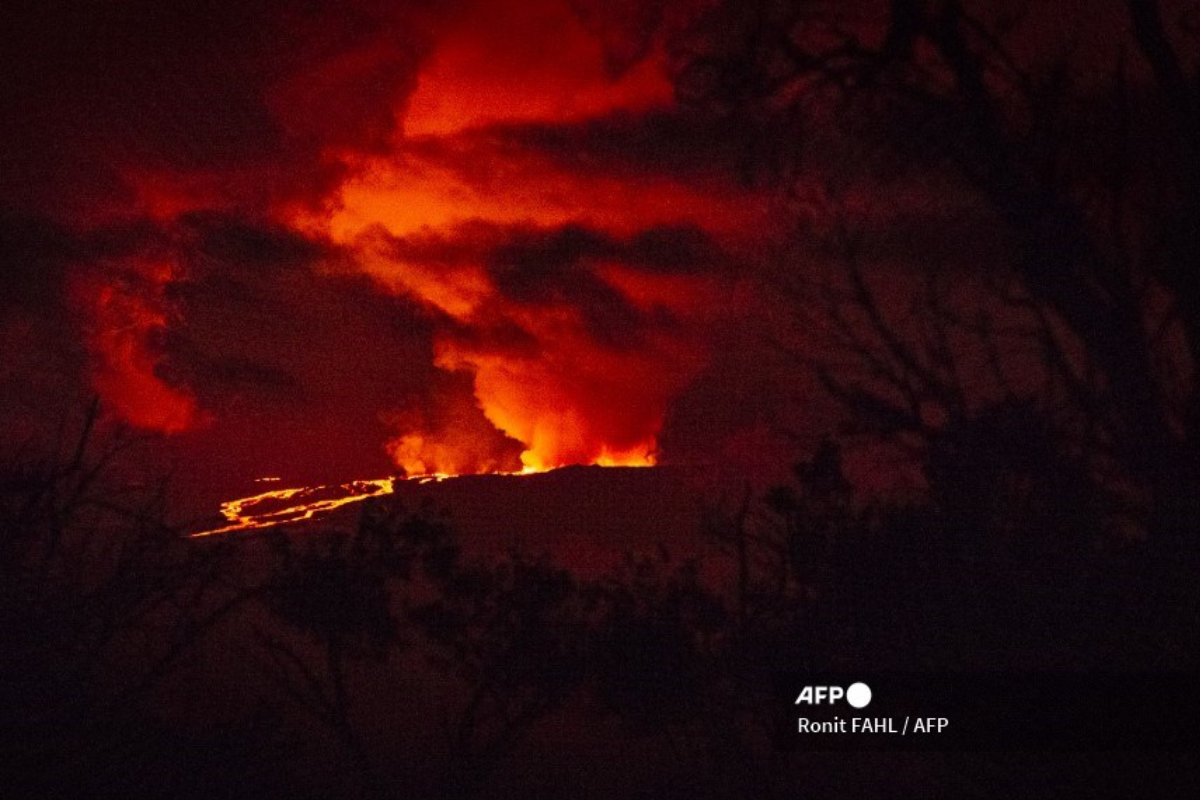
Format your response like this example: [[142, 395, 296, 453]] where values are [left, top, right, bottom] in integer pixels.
[[794, 682, 872, 708]]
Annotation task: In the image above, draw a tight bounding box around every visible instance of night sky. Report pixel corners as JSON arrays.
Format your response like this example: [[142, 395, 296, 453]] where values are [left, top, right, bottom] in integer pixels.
[[0, 0, 1191, 513], [0, 0, 827, 518]]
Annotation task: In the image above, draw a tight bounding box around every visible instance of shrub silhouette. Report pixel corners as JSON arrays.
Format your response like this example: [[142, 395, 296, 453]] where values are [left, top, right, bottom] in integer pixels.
[[0, 404, 281, 797]]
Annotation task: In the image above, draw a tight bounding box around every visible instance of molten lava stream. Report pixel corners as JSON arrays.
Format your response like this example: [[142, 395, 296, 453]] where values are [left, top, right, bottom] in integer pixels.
[[190, 468, 551, 537], [190, 478, 400, 537]]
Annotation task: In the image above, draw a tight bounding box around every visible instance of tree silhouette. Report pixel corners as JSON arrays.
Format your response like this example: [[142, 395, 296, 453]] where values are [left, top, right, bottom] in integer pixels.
[[670, 0, 1200, 670], [0, 402, 273, 797], [675, 0, 1200, 499], [8, 399, 1185, 798]]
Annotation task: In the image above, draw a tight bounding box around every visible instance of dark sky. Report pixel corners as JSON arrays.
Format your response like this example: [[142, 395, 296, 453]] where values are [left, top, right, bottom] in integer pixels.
[[0, 0, 1165, 512]]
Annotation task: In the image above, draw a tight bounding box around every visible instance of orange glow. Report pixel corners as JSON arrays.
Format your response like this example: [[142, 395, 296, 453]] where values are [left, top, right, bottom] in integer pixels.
[[388, 432, 503, 476], [356, 233, 493, 320], [72, 261, 203, 434], [270, 0, 777, 482], [298, 15, 739, 477], [325, 148, 773, 243], [186, 0, 771, 506], [18, 0, 789, 545], [447, 342, 685, 471], [327, 172, 735, 472]]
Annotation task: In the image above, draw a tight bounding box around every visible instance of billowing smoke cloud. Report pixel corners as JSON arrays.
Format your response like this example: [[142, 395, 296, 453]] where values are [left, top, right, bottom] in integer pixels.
[[383, 371, 523, 475], [1, 0, 781, 484], [354, 222, 732, 470], [293, 0, 772, 474], [71, 256, 203, 434]]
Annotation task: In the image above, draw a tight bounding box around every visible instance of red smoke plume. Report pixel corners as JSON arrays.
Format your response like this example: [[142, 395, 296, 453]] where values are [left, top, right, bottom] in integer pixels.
[[71, 259, 203, 434], [17, 0, 773, 478]]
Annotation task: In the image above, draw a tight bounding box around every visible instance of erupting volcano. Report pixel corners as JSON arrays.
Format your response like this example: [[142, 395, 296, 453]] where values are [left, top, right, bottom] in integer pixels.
[[3, 0, 779, 502]]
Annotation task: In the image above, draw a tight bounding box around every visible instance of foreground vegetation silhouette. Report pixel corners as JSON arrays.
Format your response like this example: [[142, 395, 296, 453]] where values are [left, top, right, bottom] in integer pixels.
[[3, 405, 1196, 798]]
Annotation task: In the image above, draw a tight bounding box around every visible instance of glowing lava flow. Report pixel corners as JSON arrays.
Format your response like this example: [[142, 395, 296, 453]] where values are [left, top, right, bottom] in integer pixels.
[[191, 478, 401, 537], [190, 469, 546, 537]]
